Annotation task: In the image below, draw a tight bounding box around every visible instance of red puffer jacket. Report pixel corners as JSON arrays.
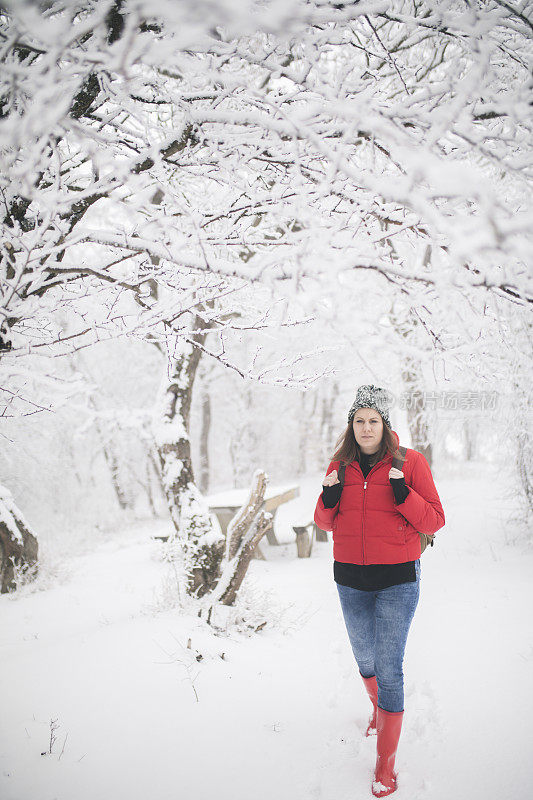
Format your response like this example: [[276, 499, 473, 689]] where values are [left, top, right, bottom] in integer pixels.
[[313, 430, 445, 564]]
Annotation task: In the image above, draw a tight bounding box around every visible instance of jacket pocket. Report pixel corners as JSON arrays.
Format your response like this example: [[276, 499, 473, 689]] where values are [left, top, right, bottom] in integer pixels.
[[396, 520, 408, 544]]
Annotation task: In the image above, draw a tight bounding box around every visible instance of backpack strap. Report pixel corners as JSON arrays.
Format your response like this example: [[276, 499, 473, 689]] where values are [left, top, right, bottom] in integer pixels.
[[391, 445, 435, 551], [338, 462, 346, 488], [391, 445, 408, 471]]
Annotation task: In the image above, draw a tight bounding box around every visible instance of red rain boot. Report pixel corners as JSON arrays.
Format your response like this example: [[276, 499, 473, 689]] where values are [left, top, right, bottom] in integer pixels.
[[372, 706, 404, 797], [360, 673, 378, 736]]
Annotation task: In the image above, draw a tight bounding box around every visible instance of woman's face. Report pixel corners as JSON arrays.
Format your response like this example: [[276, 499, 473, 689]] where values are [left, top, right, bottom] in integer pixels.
[[352, 407, 384, 453]]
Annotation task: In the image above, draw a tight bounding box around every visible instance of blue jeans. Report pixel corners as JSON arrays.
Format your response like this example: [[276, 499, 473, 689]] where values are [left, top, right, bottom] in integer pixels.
[[336, 559, 420, 713]]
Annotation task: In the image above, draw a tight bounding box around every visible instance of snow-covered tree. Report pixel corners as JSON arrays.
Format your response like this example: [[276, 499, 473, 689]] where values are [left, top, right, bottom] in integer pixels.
[[0, 484, 38, 593], [1, 0, 532, 589]]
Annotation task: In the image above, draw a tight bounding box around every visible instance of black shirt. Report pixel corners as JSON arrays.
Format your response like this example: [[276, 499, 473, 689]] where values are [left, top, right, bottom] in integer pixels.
[[322, 452, 417, 591]]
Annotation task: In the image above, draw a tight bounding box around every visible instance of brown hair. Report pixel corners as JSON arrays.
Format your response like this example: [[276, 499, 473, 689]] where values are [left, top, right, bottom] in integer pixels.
[[331, 419, 406, 469]]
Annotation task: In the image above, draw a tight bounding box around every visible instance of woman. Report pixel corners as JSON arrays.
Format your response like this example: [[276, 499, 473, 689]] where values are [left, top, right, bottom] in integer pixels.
[[313, 385, 445, 798]]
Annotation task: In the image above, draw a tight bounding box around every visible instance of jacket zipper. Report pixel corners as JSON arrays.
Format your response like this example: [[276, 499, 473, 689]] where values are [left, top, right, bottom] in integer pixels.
[[362, 480, 367, 563], [357, 459, 391, 565]]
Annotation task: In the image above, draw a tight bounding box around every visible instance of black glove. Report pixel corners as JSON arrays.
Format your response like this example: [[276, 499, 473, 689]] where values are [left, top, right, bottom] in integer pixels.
[[321, 482, 342, 508], [390, 476, 410, 505]]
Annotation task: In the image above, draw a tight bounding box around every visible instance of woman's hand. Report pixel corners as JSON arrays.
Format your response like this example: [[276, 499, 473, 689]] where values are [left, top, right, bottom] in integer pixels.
[[389, 467, 405, 480], [323, 469, 340, 487]]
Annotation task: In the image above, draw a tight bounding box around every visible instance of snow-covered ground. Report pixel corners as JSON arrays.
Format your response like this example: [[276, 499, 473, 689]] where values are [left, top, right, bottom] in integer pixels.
[[1, 464, 532, 800]]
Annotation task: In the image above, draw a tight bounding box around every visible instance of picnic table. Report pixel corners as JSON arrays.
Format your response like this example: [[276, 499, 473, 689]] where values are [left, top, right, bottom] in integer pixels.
[[207, 482, 300, 558]]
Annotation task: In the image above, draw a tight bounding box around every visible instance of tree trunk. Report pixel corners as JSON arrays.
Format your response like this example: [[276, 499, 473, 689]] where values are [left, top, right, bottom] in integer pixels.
[[298, 391, 313, 476], [517, 430, 533, 520], [463, 419, 477, 461], [70, 355, 132, 510], [381, 227, 435, 465], [0, 485, 39, 593], [152, 324, 224, 598], [93, 415, 131, 509], [198, 386, 211, 494], [229, 381, 258, 488], [512, 367, 533, 524], [320, 379, 339, 466], [207, 470, 272, 607], [212, 510, 272, 606], [400, 361, 433, 467]]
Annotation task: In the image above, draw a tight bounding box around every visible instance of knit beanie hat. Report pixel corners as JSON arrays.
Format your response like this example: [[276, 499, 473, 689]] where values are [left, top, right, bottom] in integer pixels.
[[347, 385, 393, 428]]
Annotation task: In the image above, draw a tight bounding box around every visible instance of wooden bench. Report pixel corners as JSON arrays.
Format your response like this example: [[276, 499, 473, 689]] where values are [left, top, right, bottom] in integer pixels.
[[208, 483, 300, 559], [293, 522, 328, 558], [153, 484, 329, 561]]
